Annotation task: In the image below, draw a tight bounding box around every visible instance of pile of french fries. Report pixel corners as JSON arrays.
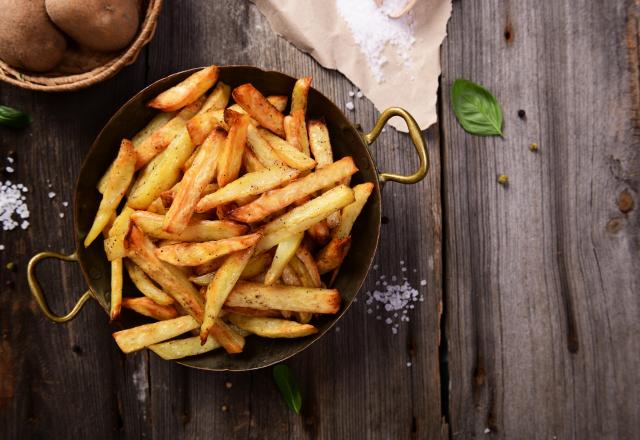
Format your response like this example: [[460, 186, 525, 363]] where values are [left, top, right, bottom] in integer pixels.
[[86, 66, 374, 360]]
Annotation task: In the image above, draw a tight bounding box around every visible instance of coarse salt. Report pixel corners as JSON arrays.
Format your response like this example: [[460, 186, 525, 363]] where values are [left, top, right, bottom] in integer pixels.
[[5, 167, 14, 173], [62, 201, 69, 207], [365, 272, 424, 335], [0, 180, 30, 231], [356, 91, 363, 98], [336, 0, 416, 82], [48, 192, 56, 199], [346, 101, 355, 111], [348, 90, 355, 97], [0, 244, 4, 250]]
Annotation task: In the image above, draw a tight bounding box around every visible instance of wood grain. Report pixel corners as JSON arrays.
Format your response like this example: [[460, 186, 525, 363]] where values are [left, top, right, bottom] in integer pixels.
[[0, 0, 443, 438], [441, 0, 640, 438]]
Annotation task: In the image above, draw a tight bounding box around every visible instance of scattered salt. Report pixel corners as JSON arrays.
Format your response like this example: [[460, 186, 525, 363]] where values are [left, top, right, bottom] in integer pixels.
[[59, 213, 64, 218], [373, 264, 379, 270], [381, 128, 386, 133], [356, 91, 363, 98], [401, 267, 407, 272], [335, 326, 341, 333], [5, 167, 14, 173], [48, 192, 56, 199], [400, 260, 404, 265], [336, 0, 416, 82], [0, 245, 4, 250], [62, 201, 69, 207], [348, 91, 355, 97], [0, 180, 30, 231], [484, 428, 491, 434], [6, 157, 13, 164], [346, 101, 355, 111], [420, 279, 427, 286], [406, 362, 412, 367]]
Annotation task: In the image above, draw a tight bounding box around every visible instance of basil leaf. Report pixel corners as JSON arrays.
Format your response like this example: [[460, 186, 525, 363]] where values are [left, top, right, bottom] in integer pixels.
[[273, 364, 302, 414], [451, 79, 503, 136], [0, 105, 31, 129]]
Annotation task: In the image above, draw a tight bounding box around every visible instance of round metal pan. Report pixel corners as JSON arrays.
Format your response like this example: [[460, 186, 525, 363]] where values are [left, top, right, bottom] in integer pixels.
[[27, 66, 429, 371]]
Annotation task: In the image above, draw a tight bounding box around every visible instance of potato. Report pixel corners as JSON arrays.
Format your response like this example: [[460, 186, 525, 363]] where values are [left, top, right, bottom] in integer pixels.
[[0, 0, 66, 72], [45, 0, 139, 52]]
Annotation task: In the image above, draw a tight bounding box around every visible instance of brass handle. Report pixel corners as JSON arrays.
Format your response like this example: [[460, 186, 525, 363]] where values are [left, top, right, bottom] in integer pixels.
[[363, 107, 429, 184], [27, 251, 92, 323]]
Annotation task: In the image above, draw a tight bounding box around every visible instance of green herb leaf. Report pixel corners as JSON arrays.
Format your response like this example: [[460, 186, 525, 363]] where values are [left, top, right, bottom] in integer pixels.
[[273, 364, 302, 414], [451, 79, 503, 136], [0, 105, 32, 129]]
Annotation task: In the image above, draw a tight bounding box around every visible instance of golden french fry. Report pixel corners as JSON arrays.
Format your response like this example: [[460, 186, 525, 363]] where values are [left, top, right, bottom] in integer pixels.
[[264, 232, 303, 286], [163, 128, 224, 234], [131, 211, 246, 242], [226, 281, 341, 314], [85, 139, 136, 247], [207, 318, 245, 353], [125, 260, 174, 305], [232, 83, 285, 137], [155, 232, 262, 266], [125, 226, 204, 321], [104, 207, 134, 261], [127, 128, 196, 210], [243, 148, 266, 173], [187, 108, 227, 145], [181, 146, 200, 172], [230, 157, 357, 223], [190, 251, 272, 286], [196, 167, 299, 213], [148, 66, 219, 112], [295, 246, 321, 287], [161, 182, 218, 207], [255, 185, 355, 253], [217, 110, 249, 187], [334, 182, 374, 239], [228, 313, 317, 338], [122, 297, 178, 320], [198, 81, 231, 114], [110, 258, 123, 321], [288, 257, 314, 287], [267, 95, 288, 112], [291, 77, 312, 114], [316, 236, 351, 274], [102, 212, 117, 239], [307, 119, 334, 167], [147, 197, 167, 214], [258, 128, 315, 171], [246, 124, 289, 169], [194, 256, 226, 276], [284, 110, 310, 156], [307, 220, 331, 245], [223, 306, 282, 318], [149, 335, 221, 360], [113, 315, 200, 354], [200, 246, 255, 343], [281, 265, 301, 286], [132, 112, 176, 149]]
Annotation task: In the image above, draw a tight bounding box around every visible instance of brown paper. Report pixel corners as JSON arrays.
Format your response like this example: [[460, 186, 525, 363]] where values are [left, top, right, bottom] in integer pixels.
[[254, 0, 452, 132]]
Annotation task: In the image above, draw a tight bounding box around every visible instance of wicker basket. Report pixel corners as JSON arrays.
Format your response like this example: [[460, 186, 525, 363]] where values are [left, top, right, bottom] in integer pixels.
[[0, 0, 162, 92]]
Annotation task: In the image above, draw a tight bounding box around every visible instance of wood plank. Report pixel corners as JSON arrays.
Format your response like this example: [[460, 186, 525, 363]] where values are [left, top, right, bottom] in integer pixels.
[[441, 0, 640, 438]]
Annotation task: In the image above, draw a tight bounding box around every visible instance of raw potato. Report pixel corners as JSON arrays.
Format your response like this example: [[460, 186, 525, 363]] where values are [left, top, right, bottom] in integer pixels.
[[45, 0, 139, 52], [0, 0, 66, 72]]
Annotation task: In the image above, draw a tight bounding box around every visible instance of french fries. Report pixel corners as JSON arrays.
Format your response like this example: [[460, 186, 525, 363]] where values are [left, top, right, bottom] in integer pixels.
[[200, 246, 255, 343], [228, 314, 318, 338], [148, 66, 219, 112], [122, 297, 178, 320], [229, 157, 357, 223], [85, 139, 136, 247], [155, 232, 261, 266], [232, 83, 285, 137], [93, 69, 375, 361]]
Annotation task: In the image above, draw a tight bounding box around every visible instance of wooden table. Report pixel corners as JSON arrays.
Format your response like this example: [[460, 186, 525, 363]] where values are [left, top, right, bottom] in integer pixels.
[[1, 1, 638, 438]]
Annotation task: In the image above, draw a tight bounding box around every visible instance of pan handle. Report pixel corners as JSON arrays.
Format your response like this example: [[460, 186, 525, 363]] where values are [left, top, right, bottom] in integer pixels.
[[27, 251, 92, 323], [363, 107, 429, 184]]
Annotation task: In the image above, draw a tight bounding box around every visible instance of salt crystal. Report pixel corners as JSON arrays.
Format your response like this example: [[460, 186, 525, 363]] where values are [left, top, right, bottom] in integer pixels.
[[348, 91, 355, 97], [484, 428, 491, 434], [391, 327, 398, 334], [48, 192, 56, 199], [385, 318, 392, 324], [5, 167, 14, 173], [400, 260, 404, 265], [346, 101, 355, 111], [391, 275, 397, 281], [20, 220, 29, 229], [59, 213, 64, 218], [356, 91, 363, 98], [373, 264, 378, 270], [406, 362, 412, 367], [1, 180, 30, 231], [62, 201, 69, 207], [0, 244, 4, 250], [420, 280, 427, 286], [335, 327, 341, 333], [382, 128, 386, 133], [376, 315, 381, 320], [401, 267, 407, 272], [6, 157, 13, 163]]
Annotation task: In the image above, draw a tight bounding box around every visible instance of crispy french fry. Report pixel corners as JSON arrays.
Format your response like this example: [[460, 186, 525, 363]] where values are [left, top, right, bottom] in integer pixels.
[[288, 257, 314, 287], [217, 110, 249, 187], [228, 313, 317, 338], [149, 335, 222, 360], [104, 207, 134, 261], [267, 95, 288, 112], [334, 182, 374, 239], [196, 167, 299, 213], [110, 258, 123, 321], [255, 185, 355, 253], [307, 220, 331, 245], [85, 139, 136, 247], [291, 77, 312, 114], [307, 119, 334, 167], [295, 246, 321, 287], [194, 256, 226, 276], [198, 81, 231, 114], [148, 66, 219, 112], [125, 227, 204, 321], [132, 112, 176, 149], [232, 83, 285, 136], [246, 124, 289, 169], [132, 211, 246, 242], [200, 246, 255, 343], [264, 232, 303, 286], [189, 251, 272, 286], [147, 197, 167, 214], [127, 128, 196, 210], [281, 265, 301, 286], [155, 232, 261, 266], [102, 212, 117, 239], [207, 318, 245, 353], [122, 297, 178, 320], [243, 148, 266, 173], [161, 182, 218, 207], [113, 315, 200, 354], [163, 128, 224, 233], [226, 282, 341, 314], [125, 260, 175, 305], [258, 128, 315, 171], [316, 236, 351, 274], [187, 108, 227, 146], [223, 307, 282, 318], [284, 110, 310, 156], [230, 157, 357, 223]]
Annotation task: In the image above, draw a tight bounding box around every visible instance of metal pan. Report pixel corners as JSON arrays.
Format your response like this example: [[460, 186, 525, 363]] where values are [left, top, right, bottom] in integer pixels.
[[27, 66, 429, 371]]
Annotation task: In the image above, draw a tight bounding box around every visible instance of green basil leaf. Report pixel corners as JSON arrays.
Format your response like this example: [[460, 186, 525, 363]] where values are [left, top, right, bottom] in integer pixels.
[[0, 105, 31, 129], [273, 364, 302, 414], [451, 79, 503, 136]]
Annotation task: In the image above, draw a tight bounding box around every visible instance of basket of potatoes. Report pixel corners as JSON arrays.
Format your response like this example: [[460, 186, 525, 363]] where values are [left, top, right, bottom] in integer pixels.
[[0, 0, 162, 92]]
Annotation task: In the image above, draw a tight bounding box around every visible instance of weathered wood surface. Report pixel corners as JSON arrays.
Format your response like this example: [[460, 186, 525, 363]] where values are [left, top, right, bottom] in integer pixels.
[[0, 1, 444, 439], [441, 0, 640, 438]]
